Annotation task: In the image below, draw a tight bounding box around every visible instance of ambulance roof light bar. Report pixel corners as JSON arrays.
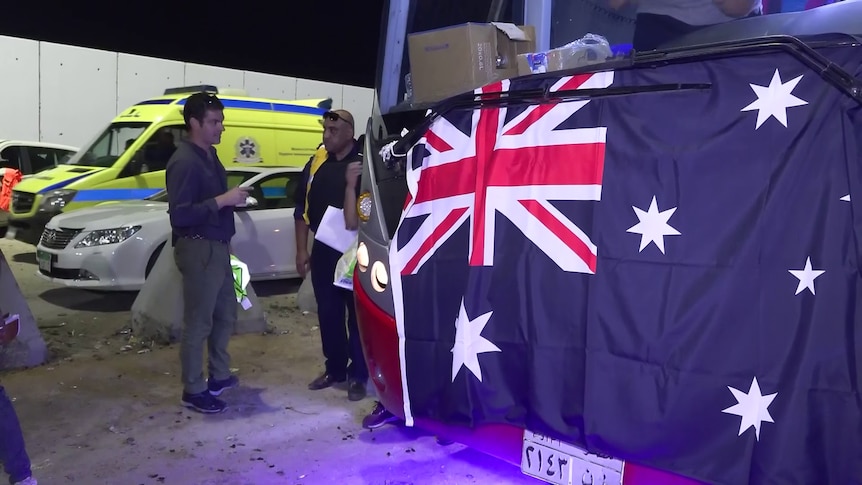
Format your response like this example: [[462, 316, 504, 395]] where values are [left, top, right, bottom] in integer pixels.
[[163, 85, 219, 95]]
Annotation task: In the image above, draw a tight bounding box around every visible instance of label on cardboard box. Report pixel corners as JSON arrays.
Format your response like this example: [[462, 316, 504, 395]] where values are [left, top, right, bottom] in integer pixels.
[[520, 52, 548, 74]]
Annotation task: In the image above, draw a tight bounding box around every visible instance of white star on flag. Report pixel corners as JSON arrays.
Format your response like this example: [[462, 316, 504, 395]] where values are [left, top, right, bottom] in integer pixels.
[[451, 299, 501, 382], [789, 257, 825, 295], [626, 196, 681, 254], [741, 69, 808, 129], [841, 194, 851, 202], [722, 377, 777, 441]]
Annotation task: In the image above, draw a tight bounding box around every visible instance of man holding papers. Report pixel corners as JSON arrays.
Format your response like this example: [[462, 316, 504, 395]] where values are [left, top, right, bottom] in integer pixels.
[[293, 109, 368, 402]]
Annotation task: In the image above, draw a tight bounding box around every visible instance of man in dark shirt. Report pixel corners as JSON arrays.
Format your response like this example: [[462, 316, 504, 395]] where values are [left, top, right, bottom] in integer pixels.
[[294, 109, 369, 402], [166, 92, 251, 414]]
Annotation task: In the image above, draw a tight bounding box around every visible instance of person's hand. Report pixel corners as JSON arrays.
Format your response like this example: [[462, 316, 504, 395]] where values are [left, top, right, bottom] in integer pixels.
[[296, 250, 310, 279], [346, 161, 362, 189], [219, 186, 252, 207]]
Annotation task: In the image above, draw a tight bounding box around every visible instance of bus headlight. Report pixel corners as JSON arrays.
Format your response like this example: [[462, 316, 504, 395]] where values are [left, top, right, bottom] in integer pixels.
[[370, 261, 388, 292], [356, 242, 369, 272]]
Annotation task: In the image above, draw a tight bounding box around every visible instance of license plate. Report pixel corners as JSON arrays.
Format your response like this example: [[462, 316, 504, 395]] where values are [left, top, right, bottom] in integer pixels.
[[521, 430, 624, 485], [36, 250, 52, 273]]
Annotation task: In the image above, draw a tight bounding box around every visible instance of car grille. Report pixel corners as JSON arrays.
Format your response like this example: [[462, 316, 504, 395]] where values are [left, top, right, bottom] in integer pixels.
[[11, 191, 35, 213], [40, 228, 82, 250]]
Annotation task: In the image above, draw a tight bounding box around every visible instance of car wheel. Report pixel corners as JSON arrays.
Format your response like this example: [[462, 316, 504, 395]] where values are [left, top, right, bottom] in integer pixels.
[[144, 242, 166, 279]]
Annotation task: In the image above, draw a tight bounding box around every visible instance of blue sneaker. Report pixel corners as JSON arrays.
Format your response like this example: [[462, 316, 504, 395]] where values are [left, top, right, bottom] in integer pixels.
[[362, 401, 400, 429], [181, 391, 226, 414], [207, 375, 239, 396]]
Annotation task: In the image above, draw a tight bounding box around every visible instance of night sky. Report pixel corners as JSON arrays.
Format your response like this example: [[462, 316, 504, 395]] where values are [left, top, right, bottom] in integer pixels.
[[0, 1, 387, 88]]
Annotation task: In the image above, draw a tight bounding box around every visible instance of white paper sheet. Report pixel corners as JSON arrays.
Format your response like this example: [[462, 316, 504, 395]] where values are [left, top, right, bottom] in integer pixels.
[[314, 205, 358, 253]]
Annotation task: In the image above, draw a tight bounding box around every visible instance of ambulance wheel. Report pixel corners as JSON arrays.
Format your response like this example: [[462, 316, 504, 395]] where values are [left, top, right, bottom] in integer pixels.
[[144, 242, 166, 279]]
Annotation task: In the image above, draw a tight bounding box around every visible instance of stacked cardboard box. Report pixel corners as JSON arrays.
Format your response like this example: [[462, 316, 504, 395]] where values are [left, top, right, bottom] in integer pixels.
[[406, 22, 536, 104]]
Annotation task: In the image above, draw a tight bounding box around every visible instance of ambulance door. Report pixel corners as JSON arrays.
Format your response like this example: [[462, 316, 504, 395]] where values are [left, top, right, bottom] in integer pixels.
[[219, 123, 276, 169], [274, 125, 322, 167], [92, 124, 186, 203]]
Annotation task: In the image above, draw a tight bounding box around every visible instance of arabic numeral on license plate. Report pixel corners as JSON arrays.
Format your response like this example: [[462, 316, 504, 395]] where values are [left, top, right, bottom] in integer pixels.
[[523, 443, 570, 484]]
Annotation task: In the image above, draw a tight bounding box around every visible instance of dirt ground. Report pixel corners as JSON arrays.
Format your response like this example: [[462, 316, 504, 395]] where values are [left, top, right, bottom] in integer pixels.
[[0, 238, 539, 485]]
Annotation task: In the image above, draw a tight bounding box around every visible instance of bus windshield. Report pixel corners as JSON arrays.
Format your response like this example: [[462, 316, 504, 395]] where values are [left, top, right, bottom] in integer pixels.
[[375, 0, 637, 116]]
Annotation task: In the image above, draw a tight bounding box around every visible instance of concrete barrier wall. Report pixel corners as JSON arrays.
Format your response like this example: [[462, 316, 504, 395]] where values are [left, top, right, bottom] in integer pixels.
[[0, 35, 375, 148]]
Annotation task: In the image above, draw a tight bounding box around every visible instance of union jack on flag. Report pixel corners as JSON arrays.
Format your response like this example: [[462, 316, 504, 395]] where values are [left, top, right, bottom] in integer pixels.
[[391, 71, 614, 276]]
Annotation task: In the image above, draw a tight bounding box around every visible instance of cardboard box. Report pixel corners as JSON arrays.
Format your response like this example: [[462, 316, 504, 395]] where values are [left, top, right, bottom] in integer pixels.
[[517, 39, 613, 77], [407, 22, 536, 104]]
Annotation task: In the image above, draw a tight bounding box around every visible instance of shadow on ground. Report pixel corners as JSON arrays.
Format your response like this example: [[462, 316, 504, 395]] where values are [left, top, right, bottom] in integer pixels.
[[251, 278, 302, 297], [12, 251, 36, 265], [202, 386, 282, 421], [38, 288, 138, 312], [357, 437, 536, 485], [34, 278, 302, 313]]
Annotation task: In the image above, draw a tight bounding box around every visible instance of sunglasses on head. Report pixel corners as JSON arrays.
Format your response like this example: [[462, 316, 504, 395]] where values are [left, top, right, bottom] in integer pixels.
[[321, 111, 353, 128]]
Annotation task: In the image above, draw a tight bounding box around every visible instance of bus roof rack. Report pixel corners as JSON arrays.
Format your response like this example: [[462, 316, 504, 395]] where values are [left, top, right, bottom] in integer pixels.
[[163, 85, 219, 95]]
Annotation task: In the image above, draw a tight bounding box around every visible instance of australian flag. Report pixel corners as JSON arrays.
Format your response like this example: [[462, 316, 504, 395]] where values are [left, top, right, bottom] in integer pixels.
[[388, 43, 862, 485]]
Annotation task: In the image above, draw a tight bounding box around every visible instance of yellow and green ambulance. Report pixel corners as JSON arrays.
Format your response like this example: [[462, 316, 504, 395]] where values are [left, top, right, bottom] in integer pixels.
[[8, 85, 329, 244]]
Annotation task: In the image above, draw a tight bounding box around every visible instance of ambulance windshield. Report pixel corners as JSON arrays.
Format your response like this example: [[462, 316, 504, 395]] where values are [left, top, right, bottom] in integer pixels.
[[63, 121, 150, 168]]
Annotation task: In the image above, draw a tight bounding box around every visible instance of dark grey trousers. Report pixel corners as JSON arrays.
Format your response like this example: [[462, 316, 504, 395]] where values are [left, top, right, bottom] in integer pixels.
[[174, 238, 237, 395], [0, 385, 31, 483]]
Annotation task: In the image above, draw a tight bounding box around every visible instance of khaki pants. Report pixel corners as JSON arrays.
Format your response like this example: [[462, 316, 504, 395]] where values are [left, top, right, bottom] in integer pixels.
[[174, 238, 237, 395]]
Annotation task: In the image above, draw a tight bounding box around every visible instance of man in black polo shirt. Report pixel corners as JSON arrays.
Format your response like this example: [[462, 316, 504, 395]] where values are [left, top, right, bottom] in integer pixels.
[[166, 92, 251, 414], [294, 109, 369, 402]]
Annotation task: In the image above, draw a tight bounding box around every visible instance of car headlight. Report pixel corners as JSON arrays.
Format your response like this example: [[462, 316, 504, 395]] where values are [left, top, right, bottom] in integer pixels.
[[39, 189, 77, 212], [75, 225, 142, 248]]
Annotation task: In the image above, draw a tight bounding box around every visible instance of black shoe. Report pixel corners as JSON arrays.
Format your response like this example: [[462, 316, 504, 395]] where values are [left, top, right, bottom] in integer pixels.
[[347, 379, 367, 402], [362, 401, 400, 429], [207, 375, 239, 396], [181, 391, 227, 414], [308, 373, 346, 390]]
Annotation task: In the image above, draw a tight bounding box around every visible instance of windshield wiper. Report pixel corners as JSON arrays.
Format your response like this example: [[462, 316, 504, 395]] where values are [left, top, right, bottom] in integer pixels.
[[380, 81, 710, 168], [635, 34, 862, 102]]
